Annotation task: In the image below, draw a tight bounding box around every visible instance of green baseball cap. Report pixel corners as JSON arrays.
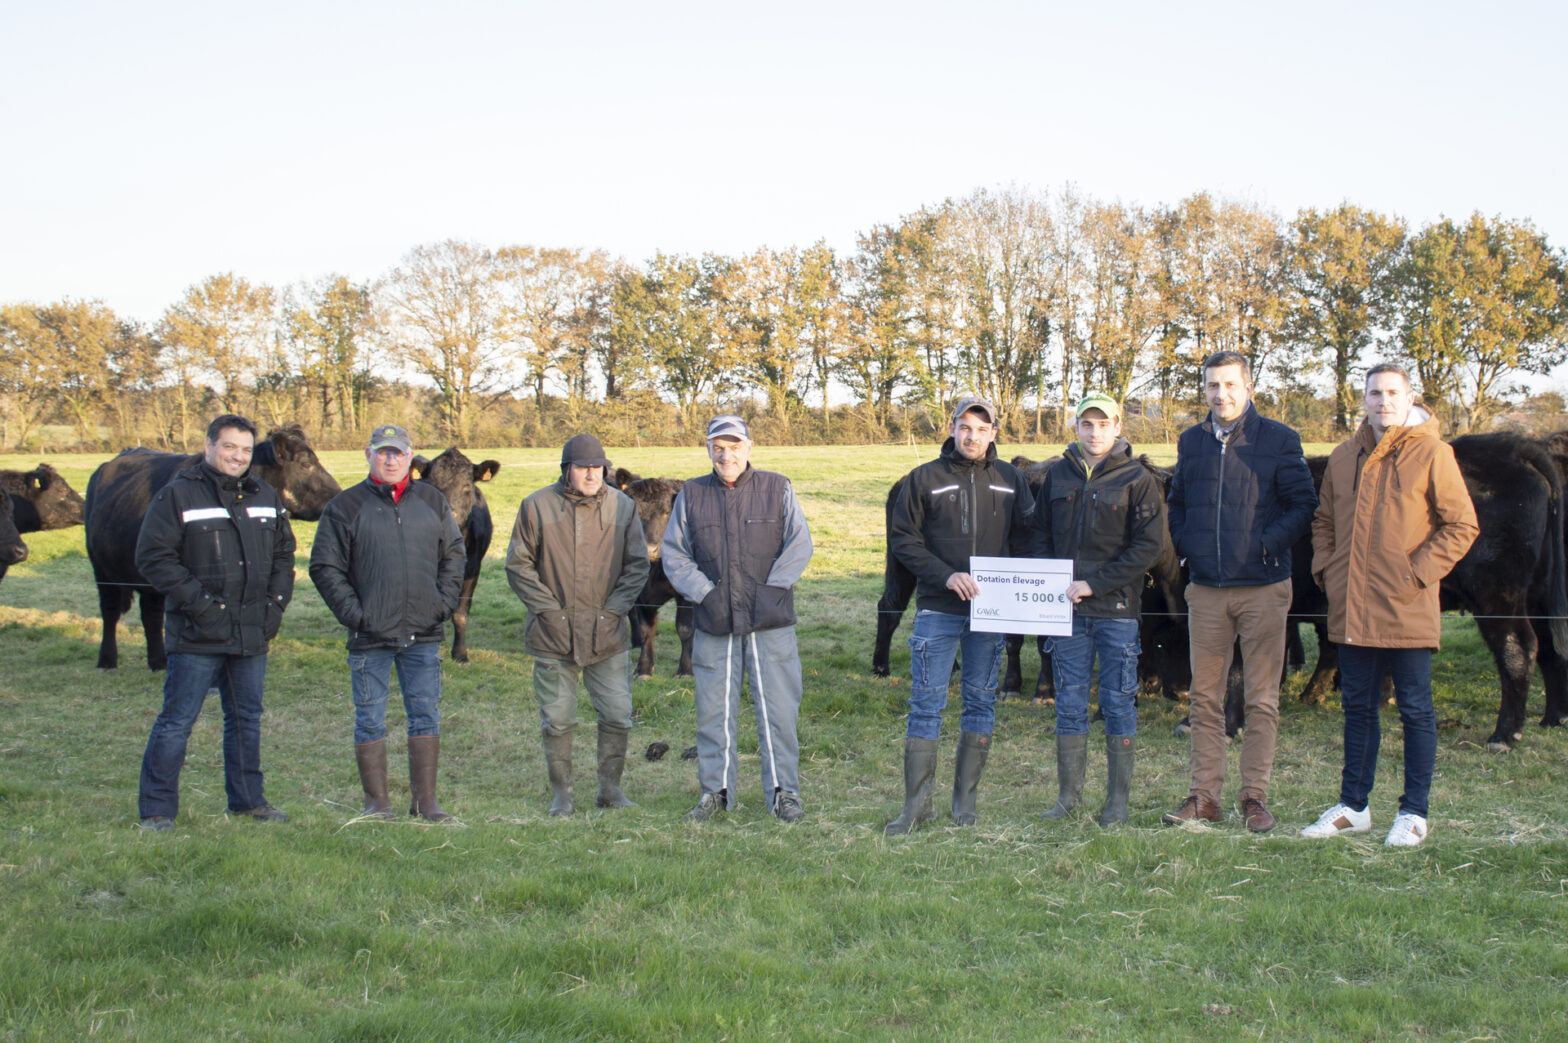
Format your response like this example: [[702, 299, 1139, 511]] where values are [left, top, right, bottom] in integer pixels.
[[1075, 393, 1122, 422]]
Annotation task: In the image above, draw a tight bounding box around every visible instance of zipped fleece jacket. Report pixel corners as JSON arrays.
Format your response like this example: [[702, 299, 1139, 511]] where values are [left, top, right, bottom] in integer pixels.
[[1168, 404, 1317, 588], [134, 462, 295, 656], [1036, 439, 1167, 619], [309, 478, 466, 651], [888, 438, 1037, 616], [1310, 410, 1477, 649], [504, 476, 651, 666], [661, 466, 813, 637]]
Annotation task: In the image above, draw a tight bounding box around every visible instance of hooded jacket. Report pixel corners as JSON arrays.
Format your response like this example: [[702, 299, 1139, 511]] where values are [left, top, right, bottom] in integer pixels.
[[1168, 403, 1317, 587], [1311, 408, 1478, 648], [134, 462, 295, 656], [1035, 438, 1167, 619], [309, 477, 466, 651], [888, 438, 1037, 615], [505, 474, 650, 666]]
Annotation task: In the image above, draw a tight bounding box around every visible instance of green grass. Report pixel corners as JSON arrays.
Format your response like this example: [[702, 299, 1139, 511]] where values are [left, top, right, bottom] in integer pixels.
[[1, 442, 1565, 1041]]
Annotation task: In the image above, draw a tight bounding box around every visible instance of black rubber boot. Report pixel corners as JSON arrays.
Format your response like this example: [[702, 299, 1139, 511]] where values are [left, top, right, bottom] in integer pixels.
[[1099, 734, 1135, 827], [355, 738, 395, 819], [544, 731, 573, 817], [951, 731, 990, 826], [1040, 733, 1088, 820], [595, 725, 635, 808], [885, 737, 939, 835]]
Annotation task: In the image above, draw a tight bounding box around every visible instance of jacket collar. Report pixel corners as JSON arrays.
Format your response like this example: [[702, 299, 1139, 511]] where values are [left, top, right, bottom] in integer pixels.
[[1064, 438, 1133, 478], [939, 437, 997, 470], [1355, 405, 1440, 458]]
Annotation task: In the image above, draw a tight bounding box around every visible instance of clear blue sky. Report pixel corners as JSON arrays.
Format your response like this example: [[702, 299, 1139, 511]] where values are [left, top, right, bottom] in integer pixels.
[[3, 1, 1563, 329]]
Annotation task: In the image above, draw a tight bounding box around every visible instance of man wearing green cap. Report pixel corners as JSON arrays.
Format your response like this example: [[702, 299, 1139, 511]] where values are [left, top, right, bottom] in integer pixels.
[[1034, 393, 1167, 826]]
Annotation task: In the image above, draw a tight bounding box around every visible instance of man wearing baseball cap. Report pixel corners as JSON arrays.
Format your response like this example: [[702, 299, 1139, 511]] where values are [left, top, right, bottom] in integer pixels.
[[661, 414, 814, 823], [506, 434, 650, 816], [1035, 393, 1166, 826], [310, 423, 467, 821], [884, 395, 1037, 833]]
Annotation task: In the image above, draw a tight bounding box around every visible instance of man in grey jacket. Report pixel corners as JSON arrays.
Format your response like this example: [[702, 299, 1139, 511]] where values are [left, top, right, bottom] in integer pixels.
[[506, 434, 650, 816], [661, 415, 814, 823]]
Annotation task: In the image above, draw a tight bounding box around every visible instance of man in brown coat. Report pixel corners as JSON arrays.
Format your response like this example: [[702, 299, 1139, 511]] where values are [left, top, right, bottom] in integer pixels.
[[506, 434, 651, 816], [1303, 363, 1478, 847]]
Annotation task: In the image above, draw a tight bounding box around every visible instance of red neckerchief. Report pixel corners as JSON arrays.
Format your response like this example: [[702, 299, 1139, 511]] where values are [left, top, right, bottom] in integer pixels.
[[371, 473, 411, 504]]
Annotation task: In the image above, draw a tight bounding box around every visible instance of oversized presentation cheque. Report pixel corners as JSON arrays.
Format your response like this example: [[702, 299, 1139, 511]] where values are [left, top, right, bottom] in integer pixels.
[[967, 555, 1075, 636]]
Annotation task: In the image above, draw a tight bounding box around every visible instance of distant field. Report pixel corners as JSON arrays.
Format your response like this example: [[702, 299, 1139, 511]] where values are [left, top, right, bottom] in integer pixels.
[[1, 441, 1563, 1041]]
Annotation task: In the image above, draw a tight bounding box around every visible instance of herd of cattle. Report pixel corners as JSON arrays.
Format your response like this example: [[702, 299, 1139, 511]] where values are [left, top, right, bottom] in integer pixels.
[[2, 427, 1567, 752]]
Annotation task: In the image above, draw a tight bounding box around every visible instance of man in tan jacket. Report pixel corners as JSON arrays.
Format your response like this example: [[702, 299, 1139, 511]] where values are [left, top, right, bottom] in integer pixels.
[[1304, 363, 1477, 847], [506, 434, 650, 816]]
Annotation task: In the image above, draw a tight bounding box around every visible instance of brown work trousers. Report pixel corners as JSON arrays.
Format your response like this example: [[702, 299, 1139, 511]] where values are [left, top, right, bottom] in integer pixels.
[[1184, 579, 1291, 806]]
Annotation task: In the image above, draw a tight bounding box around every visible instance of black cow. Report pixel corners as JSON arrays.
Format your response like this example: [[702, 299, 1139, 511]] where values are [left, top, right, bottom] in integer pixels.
[[1285, 434, 1568, 750], [411, 448, 500, 664], [0, 489, 27, 583], [614, 469, 693, 679], [1441, 434, 1568, 748], [1, 464, 86, 532], [84, 425, 342, 670]]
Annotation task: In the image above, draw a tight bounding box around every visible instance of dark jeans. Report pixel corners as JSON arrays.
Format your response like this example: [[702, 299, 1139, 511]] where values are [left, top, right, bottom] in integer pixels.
[[1048, 615, 1140, 737], [1338, 644, 1436, 818], [348, 642, 442, 744], [139, 652, 269, 819], [906, 609, 1002, 740]]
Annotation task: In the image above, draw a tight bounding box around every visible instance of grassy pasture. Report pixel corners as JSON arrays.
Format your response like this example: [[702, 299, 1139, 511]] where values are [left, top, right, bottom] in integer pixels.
[[0, 441, 1565, 1041]]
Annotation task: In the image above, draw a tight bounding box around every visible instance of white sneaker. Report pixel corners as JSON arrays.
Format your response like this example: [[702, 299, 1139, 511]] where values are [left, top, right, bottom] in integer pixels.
[[1384, 812, 1429, 847], [1300, 802, 1371, 838]]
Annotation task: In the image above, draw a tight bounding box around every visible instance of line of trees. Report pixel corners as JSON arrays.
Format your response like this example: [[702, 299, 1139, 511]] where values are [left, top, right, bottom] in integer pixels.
[[3, 186, 1566, 451]]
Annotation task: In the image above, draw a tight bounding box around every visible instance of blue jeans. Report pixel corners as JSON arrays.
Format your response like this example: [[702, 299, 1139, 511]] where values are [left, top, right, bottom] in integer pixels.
[[1338, 644, 1436, 818], [349, 642, 442, 744], [139, 652, 269, 818], [906, 610, 1002, 740], [1049, 616, 1140, 737]]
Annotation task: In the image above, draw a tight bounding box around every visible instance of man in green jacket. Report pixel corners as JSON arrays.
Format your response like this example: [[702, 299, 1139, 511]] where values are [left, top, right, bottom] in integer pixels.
[[506, 434, 651, 816]]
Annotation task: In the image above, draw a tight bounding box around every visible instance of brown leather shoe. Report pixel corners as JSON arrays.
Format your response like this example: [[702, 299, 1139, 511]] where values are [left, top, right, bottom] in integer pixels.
[[1241, 796, 1275, 833], [1162, 795, 1222, 824]]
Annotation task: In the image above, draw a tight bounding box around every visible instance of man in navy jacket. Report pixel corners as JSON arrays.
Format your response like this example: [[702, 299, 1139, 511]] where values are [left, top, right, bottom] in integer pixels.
[[1163, 352, 1317, 832]]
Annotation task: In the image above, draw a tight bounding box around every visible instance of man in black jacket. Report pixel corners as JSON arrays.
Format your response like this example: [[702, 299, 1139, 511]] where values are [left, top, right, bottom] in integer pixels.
[[884, 396, 1037, 833], [1162, 352, 1317, 832], [136, 414, 296, 830], [310, 424, 466, 821], [1035, 393, 1166, 826]]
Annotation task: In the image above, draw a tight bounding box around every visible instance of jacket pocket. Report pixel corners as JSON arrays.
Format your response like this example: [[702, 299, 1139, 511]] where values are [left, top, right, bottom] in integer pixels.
[[187, 597, 232, 643], [753, 584, 794, 630], [527, 609, 573, 658], [592, 612, 628, 657], [263, 598, 284, 641]]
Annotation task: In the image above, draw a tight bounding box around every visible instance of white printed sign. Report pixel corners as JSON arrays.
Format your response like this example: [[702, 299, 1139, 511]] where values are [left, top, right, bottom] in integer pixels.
[[967, 556, 1075, 636]]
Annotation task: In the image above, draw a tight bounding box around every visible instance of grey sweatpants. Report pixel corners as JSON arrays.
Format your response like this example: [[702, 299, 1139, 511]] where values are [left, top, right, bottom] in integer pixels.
[[691, 626, 803, 811]]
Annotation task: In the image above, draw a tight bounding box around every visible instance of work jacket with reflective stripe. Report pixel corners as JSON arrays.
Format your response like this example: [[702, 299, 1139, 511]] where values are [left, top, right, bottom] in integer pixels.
[[888, 439, 1037, 616], [134, 463, 295, 656]]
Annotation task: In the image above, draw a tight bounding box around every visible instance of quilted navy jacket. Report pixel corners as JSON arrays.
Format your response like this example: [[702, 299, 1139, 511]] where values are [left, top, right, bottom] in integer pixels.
[[1167, 404, 1317, 587]]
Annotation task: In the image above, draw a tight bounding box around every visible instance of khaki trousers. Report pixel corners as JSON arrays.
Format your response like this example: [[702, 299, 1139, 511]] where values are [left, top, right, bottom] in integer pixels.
[[1184, 580, 1291, 805]]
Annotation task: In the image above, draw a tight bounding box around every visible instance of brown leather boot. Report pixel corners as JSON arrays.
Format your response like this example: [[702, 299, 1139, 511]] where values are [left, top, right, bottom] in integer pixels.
[[595, 725, 635, 808], [1161, 794, 1222, 824], [407, 734, 452, 821], [355, 738, 395, 819]]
